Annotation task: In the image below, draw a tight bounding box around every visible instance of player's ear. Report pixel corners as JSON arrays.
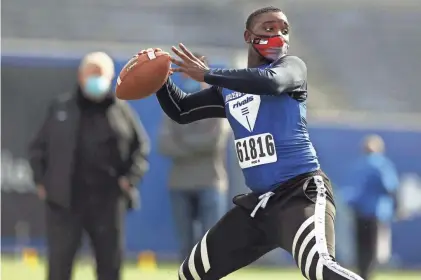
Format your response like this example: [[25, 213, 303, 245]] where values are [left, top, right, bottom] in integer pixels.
[[244, 30, 251, 43]]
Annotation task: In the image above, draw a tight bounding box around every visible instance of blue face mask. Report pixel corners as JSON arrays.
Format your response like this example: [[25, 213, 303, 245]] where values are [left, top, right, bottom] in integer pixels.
[[182, 79, 202, 93], [83, 76, 111, 98]]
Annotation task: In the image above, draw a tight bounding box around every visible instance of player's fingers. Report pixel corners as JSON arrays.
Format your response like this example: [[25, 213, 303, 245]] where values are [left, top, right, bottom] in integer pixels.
[[138, 48, 154, 55], [178, 43, 196, 60], [170, 67, 183, 73], [171, 66, 190, 74], [154, 48, 163, 52], [170, 56, 185, 67], [197, 56, 208, 67], [171, 46, 191, 62]]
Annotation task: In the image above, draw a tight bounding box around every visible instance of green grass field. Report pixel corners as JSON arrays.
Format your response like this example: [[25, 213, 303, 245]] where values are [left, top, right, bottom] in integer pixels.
[[2, 257, 420, 280]]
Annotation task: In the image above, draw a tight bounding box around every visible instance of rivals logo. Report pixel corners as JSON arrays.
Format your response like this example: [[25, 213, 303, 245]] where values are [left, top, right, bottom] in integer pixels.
[[233, 96, 254, 108]]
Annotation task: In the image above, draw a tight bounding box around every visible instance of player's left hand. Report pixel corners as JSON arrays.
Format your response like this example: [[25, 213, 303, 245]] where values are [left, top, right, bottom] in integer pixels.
[[170, 43, 209, 82]]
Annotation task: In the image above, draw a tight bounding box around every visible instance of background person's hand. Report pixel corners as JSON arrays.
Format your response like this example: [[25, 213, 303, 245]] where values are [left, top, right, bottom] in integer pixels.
[[170, 43, 209, 82], [37, 184, 46, 200], [118, 176, 141, 210], [118, 176, 132, 192]]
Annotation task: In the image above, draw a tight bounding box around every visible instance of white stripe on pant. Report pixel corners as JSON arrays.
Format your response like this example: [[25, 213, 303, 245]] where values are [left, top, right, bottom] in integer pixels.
[[179, 230, 211, 280], [179, 175, 365, 280], [292, 175, 365, 280]]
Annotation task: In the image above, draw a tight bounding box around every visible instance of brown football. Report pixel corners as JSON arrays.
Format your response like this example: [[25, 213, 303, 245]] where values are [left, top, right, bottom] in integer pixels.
[[116, 50, 171, 100]]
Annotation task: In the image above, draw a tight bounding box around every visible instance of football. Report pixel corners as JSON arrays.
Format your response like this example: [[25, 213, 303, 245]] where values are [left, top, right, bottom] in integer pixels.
[[116, 50, 171, 100]]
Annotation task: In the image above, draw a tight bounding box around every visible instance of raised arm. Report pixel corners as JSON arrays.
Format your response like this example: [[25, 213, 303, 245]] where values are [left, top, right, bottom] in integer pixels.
[[204, 56, 307, 95], [170, 44, 307, 96], [156, 78, 226, 124]]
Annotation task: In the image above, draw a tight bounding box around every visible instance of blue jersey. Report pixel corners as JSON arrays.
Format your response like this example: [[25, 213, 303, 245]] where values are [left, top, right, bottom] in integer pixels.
[[156, 55, 320, 193], [222, 81, 319, 192]]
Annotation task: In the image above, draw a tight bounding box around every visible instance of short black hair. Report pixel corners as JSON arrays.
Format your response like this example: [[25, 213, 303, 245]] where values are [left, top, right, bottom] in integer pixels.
[[246, 6, 283, 30]]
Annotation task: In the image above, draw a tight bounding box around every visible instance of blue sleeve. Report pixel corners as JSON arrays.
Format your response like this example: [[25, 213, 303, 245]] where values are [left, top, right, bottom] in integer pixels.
[[379, 161, 400, 194], [374, 160, 399, 222], [204, 56, 307, 95], [156, 78, 226, 124]]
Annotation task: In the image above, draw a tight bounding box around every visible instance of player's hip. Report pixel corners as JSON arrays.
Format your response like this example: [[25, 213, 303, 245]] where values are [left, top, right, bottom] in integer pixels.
[[243, 161, 320, 193], [233, 169, 335, 218]]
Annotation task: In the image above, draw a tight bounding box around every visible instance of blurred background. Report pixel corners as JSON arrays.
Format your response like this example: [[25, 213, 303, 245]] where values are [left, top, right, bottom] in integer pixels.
[[1, 0, 421, 279]]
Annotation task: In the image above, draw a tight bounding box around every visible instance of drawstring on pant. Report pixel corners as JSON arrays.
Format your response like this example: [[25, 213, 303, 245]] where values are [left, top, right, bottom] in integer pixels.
[[250, 192, 275, 218]]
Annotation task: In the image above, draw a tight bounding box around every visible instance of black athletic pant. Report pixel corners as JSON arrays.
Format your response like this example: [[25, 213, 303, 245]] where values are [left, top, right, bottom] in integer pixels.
[[45, 196, 125, 280], [178, 171, 364, 280], [355, 215, 378, 280]]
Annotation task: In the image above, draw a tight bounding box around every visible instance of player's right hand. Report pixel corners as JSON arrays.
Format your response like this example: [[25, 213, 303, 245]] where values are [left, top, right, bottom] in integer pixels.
[[138, 48, 163, 55]]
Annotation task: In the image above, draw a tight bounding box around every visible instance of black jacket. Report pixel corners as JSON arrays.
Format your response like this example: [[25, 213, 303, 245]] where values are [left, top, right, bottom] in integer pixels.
[[28, 91, 150, 208]]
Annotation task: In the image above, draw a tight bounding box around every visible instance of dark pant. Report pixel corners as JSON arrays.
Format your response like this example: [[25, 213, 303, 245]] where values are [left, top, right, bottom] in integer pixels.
[[178, 173, 364, 280], [170, 188, 227, 261], [355, 215, 378, 280], [45, 195, 125, 280]]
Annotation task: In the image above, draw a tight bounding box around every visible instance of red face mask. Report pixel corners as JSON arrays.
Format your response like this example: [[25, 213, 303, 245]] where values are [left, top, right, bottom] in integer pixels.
[[250, 34, 289, 61]]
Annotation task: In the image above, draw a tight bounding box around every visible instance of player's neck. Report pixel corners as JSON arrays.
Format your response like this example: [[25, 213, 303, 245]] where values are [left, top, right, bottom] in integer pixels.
[[247, 53, 268, 68]]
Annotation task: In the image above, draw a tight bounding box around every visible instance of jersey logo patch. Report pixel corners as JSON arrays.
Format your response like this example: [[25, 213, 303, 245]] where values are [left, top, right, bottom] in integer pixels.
[[228, 93, 261, 132], [225, 92, 245, 102]]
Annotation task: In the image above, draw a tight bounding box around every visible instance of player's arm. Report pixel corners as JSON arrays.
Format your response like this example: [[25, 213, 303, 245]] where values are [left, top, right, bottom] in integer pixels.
[[204, 56, 306, 95], [156, 78, 226, 124]]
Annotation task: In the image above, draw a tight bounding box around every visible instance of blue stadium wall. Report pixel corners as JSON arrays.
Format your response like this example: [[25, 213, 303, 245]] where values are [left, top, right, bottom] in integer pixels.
[[1, 56, 420, 268]]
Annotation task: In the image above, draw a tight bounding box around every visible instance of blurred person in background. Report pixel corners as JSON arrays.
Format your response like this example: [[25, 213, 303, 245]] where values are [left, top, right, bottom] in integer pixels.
[[342, 134, 399, 280], [159, 53, 231, 261], [28, 52, 150, 280]]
